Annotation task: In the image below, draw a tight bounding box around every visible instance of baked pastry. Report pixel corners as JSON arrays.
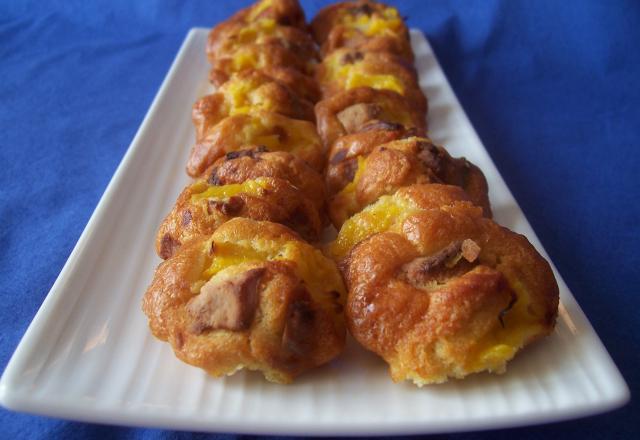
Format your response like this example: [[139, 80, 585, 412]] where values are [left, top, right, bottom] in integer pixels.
[[316, 48, 426, 113], [328, 137, 491, 227], [192, 71, 315, 140], [207, 17, 317, 66], [218, 0, 307, 31], [203, 147, 326, 212], [187, 110, 325, 177], [144, 218, 346, 384], [156, 173, 323, 259], [209, 66, 321, 103], [315, 87, 427, 148], [341, 191, 559, 385], [330, 183, 473, 260], [325, 121, 416, 193], [311, 0, 413, 61], [209, 41, 316, 87]]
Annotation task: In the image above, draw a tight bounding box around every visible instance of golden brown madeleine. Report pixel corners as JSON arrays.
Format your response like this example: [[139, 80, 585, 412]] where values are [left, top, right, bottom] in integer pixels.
[[143, 218, 346, 384], [315, 87, 427, 148], [342, 200, 559, 385], [203, 148, 326, 213], [316, 48, 426, 113], [156, 176, 323, 259], [221, 0, 307, 30], [311, 1, 413, 61], [330, 183, 475, 260], [209, 41, 316, 87], [207, 18, 317, 66], [328, 137, 491, 227], [192, 71, 315, 139], [208, 66, 321, 103], [187, 111, 325, 177]]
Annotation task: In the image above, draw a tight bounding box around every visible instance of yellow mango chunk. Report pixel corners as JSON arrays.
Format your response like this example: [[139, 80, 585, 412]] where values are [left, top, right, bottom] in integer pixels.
[[330, 193, 417, 259], [191, 178, 269, 202], [342, 7, 403, 37], [343, 70, 405, 95]]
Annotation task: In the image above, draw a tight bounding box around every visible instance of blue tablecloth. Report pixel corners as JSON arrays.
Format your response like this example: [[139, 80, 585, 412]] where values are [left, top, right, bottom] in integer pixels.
[[1, 0, 638, 438]]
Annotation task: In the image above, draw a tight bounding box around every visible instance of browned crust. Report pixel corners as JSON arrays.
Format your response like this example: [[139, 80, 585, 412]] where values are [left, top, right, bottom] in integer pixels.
[[186, 111, 325, 177], [315, 87, 427, 148], [202, 148, 326, 212], [315, 48, 426, 113], [210, 66, 322, 103], [222, 0, 307, 30], [311, 1, 406, 42], [155, 177, 323, 259], [209, 41, 316, 87], [311, 1, 356, 43], [328, 137, 492, 227], [321, 26, 413, 61], [330, 184, 479, 263], [143, 219, 346, 384], [325, 122, 417, 193], [192, 71, 315, 140], [311, 1, 413, 61], [342, 200, 559, 383], [207, 20, 316, 65]]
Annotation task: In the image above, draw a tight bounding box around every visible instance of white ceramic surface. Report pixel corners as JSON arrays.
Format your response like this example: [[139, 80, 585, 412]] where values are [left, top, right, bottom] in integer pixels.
[[0, 28, 629, 435]]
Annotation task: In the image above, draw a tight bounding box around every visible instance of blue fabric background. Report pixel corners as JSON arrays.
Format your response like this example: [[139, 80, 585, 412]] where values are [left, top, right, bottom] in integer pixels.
[[1, 0, 638, 438]]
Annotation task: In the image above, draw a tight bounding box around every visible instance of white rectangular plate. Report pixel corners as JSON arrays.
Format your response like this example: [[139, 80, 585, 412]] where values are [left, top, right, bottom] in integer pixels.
[[0, 29, 629, 435]]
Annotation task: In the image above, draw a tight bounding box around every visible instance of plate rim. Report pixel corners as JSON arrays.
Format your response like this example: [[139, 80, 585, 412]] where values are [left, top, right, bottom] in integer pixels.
[[0, 388, 630, 436]]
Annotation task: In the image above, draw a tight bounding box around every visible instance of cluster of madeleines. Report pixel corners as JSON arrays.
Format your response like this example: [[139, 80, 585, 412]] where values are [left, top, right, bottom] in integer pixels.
[[142, 0, 559, 386]]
